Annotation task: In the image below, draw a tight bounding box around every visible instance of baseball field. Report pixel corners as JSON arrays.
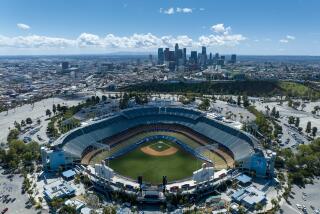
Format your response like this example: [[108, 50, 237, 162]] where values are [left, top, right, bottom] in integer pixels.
[[109, 139, 202, 184], [88, 131, 230, 183]]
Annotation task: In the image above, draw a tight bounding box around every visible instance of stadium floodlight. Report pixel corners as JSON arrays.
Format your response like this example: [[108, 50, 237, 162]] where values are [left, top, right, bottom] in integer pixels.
[[162, 176, 167, 193], [138, 175, 143, 191]]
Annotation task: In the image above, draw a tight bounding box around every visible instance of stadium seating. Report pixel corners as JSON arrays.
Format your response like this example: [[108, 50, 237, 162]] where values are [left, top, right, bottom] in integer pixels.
[[53, 106, 260, 161]]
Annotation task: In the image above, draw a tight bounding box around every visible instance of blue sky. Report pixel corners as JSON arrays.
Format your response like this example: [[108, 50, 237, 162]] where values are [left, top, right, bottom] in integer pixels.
[[0, 0, 319, 55]]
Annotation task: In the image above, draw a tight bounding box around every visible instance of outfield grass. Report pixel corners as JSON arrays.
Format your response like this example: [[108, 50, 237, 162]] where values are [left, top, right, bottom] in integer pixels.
[[89, 131, 228, 170], [110, 140, 202, 184]]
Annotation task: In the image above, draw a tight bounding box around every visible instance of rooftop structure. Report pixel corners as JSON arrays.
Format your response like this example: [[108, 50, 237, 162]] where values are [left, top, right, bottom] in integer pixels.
[[43, 180, 75, 201], [232, 186, 267, 208]]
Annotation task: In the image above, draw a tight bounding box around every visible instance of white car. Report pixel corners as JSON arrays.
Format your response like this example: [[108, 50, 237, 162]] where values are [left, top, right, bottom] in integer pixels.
[[296, 204, 302, 209]]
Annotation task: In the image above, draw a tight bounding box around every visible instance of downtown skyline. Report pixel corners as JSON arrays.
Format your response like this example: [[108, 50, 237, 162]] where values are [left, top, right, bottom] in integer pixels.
[[0, 0, 320, 55]]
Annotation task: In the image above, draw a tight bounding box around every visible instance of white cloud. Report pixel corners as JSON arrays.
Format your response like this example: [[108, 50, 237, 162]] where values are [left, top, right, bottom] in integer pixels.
[[17, 23, 31, 30], [176, 8, 192, 13], [279, 35, 295, 43], [0, 25, 246, 52], [286, 35, 295, 40], [160, 7, 193, 15], [162, 7, 175, 15], [279, 39, 289, 43], [198, 34, 246, 46], [201, 23, 246, 46], [211, 24, 229, 34], [0, 35, 75, 48]]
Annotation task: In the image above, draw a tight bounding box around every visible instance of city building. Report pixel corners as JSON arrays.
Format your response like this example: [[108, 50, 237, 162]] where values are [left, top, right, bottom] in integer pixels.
[[43, 180, 75, 201], [231, 186, 267, 209], [230, 54, 237, 63], [61, 61, 69, 70], [157, 48, 164, 65]]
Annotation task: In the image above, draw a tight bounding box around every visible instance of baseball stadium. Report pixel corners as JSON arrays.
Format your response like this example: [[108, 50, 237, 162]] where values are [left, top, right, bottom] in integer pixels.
[[46, 106, 271, 185]]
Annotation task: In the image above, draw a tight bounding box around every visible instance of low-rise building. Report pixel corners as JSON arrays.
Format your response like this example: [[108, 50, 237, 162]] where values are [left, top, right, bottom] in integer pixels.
[[44, 180, 75, 201]]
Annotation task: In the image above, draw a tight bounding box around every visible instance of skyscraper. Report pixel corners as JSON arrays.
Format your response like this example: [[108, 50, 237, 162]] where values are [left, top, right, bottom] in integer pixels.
[[183, 48, 187, 64], [158, 48, 164, 64], [190, 51, 198, 64], [175, 43, 179, 54], [164, 48, 170, 62], [62, 62, 69, 70], [209, 53, 213, 65], [230, 54, 237, 63], [201, 46, 207, 66]]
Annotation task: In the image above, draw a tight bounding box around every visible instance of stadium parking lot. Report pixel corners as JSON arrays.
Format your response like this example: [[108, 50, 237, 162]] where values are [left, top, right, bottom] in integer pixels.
[[0, 96, 83, 145], [0, 168, 38, 214], [281, 178, 320, 214]]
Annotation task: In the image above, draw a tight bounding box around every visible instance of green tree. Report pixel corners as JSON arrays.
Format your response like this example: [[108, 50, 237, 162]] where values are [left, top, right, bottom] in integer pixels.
[[7, 129, 19, 142], [26, 117, 33, 124], [242, 95, 250, 107], [53, 104, 57, 115], [295, 117, 300, 127], [306, 121, 312, 133], [119, 93, 129, 109], [312, 127, 318, 137], [237, 95, 241, 106], [103, 206, 116, 214], [288, 116, 295, 125], [14, 121, 21, 131], [271, 107, 276, 117], [46, 109, 52, 117], [21, 119, 26, 127], [198, 98, 210, 111], [58, 205, 77, 214], [57, 103, 61, 112]]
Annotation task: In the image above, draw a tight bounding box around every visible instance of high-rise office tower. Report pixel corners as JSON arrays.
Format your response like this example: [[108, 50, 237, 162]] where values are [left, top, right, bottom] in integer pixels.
[[190, 51, 198, 64], [230, 54, 237, 63], [174, 43, 179, 64], [209, 53, 213, 65], [169, 51, 175, 61], [164, 48, 170, 62], [201, 46, 207, 66], [183, 48, 187, 64], [158, 48, 164, 64], [214, 53, 220, 64], [176, 49, 183, 67], [175, 43, 179, 54], [62, 62, 69, 70], [218, 56, 225, 66]]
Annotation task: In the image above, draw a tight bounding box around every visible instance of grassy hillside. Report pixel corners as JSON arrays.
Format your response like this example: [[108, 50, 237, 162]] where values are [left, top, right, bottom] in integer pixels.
[[122, 80, 320, 99]]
